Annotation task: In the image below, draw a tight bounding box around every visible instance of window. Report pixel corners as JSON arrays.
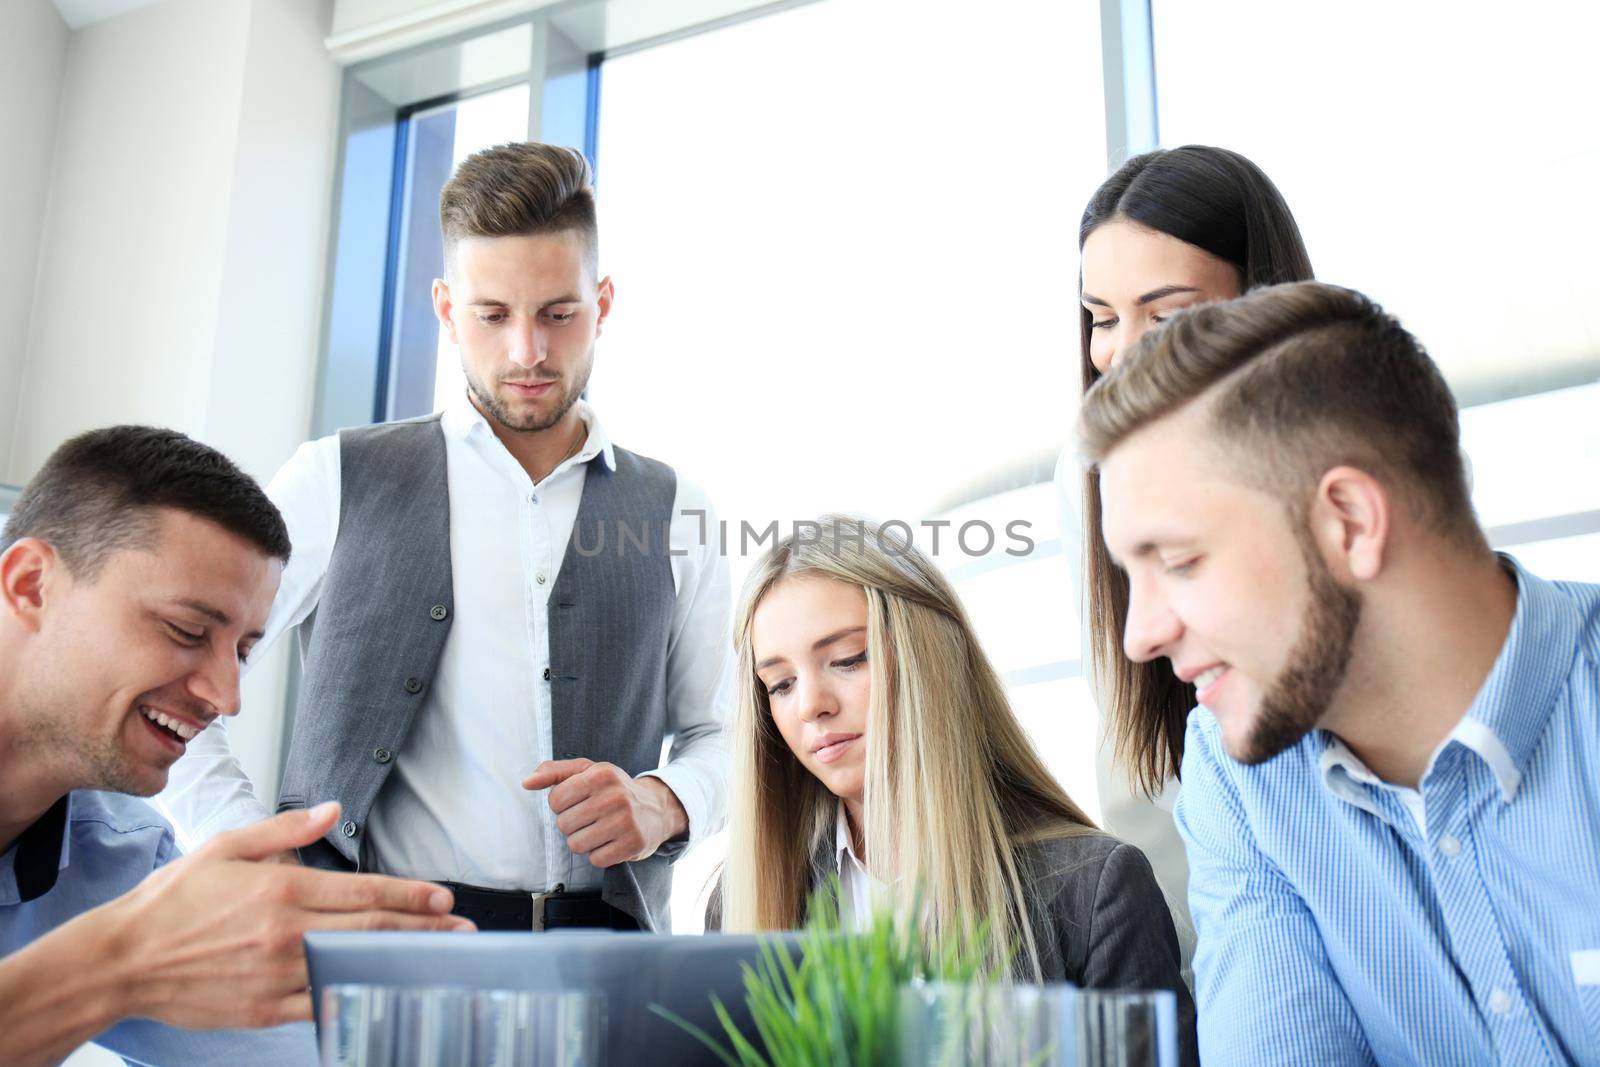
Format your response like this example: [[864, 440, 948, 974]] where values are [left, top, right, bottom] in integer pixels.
[[383, 82, 532, 422], [590, 0, 1107, 926], [316, 18, 550, 438], [1151, 0, 1600, 407], [930, 481, 1096, 824], [593, 0, 1103, 563], [1460, 382, 1600, 583]]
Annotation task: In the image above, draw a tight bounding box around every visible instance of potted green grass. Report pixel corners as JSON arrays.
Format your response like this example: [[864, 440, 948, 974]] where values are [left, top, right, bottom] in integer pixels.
[[654, 881, 1001, 1067]]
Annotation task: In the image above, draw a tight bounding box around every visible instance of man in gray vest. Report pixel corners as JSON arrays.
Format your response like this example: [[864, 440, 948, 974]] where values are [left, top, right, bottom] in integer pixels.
[[162, 143, 732, 933]]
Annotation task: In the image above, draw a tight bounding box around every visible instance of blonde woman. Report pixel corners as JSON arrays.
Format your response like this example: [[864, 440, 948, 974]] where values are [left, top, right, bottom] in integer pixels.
[[713, 517, 1195, 1061]]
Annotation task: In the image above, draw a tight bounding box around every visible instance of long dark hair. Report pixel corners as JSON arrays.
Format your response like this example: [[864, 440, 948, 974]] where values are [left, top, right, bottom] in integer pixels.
[[1079, 146, 1314, 796]]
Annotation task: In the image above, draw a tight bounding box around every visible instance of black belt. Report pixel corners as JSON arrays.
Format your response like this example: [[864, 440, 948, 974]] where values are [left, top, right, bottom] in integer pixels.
[[440, 881, 640, 932]]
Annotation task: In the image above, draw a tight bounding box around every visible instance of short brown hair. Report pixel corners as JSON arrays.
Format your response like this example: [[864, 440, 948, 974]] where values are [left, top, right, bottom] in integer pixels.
[[439, 142, 597, 274], [2, 425, 290, 579], [1081, 281, 1480, 543]]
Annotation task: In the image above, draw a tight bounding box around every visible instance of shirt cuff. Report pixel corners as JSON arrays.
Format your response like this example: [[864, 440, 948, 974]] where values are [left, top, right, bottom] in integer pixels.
[[637, 765, 712, 852]]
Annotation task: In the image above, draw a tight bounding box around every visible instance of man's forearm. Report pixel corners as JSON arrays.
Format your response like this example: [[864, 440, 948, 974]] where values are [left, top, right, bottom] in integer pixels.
[[643, 727, 728, 846], [635, 774, 690, 845], [0, 907, 133, 1067]]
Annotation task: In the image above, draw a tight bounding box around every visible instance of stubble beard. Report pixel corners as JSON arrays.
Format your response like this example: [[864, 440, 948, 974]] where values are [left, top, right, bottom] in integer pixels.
[[1238, 538, 1363, 766], [465, 351, 594, 435], [20, 704, 161, 797]]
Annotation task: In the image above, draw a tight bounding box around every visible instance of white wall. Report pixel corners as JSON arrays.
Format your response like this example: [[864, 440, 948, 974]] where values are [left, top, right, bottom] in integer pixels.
[[0, 0, 70, 479], [8, 0, 252, 482], [8, 0, 341, 800], [205, 0, 344, 802], [206, 0, 342, 491]]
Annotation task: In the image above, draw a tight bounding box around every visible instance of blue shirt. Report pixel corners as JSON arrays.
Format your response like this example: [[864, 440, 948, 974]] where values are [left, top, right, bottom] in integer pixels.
[[1175, 559, 1600, 1066], [0, 789, 317, 1066]]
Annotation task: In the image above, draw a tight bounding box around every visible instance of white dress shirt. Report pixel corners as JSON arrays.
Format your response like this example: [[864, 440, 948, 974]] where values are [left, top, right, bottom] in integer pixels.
[[158, 394, 732, 891], [835, 803, 883, 932]]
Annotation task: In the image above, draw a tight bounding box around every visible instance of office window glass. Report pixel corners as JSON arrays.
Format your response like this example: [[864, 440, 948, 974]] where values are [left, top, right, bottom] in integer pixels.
[[380, 81, 530, 422], [930, 480, 1097, 823], [1152, 0, 1600, 408], [592, 0, 1106, 927], [1460, 382, 1600, 583]]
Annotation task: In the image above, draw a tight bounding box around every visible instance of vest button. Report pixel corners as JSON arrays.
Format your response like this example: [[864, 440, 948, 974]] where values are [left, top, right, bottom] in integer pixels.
[[374, 747, 392, 764], [403, 677, 422, 694], [542, 667, 551, 681], [429, 604, 448, 621], [342, 820, 358, 838]]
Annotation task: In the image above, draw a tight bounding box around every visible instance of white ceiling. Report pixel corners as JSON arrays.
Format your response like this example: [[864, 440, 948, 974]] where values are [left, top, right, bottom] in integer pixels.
[[50, 0, 171, 31]]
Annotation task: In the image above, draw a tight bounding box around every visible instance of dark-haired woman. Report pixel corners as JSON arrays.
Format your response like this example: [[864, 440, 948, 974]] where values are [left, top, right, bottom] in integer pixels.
[[1056, 145, 1315, 970]]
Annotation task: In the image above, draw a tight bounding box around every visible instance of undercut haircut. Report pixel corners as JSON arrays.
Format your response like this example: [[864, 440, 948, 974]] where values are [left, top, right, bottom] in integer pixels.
[[1080, 280, 1482, 547], [1, 425, 290, 580], [439, 141, 598, 276]]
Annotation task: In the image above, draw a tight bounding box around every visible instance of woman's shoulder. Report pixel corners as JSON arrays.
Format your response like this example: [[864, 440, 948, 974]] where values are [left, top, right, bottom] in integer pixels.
[[1017, 827, 1117, 872], [1014, 828, 1163, 912], [1014, 829, 1183, 991]]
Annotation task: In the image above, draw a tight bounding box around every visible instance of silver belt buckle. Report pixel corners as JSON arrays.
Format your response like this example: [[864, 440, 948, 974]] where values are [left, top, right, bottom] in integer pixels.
[[530, 883, 565, 932]]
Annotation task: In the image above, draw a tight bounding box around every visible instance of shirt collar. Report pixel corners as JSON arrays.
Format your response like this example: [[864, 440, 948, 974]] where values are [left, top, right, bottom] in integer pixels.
[[835, 803, 866, 874], [1456, 555, 1578, 800], [1320, 554, 1576, 806], [440, 389, 617, 473], [1, 793, 74, 905], [1318, 736, 1383, 813]]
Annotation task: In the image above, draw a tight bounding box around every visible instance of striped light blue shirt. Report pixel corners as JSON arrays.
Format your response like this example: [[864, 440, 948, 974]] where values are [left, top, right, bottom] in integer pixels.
[[0, 789, 317, 1066], [1175, 558, 1600, 1065]]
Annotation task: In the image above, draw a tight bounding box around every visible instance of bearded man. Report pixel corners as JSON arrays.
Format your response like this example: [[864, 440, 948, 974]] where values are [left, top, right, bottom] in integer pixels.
[[1082, 281, 1600, 1066]]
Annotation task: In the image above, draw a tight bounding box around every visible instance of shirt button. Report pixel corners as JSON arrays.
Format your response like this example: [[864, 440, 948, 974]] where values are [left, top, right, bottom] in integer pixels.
[[1437, 835, 1461, 858], [403, 676, 422, 694], [536, 573, 548, 585], [1487, 989, 1513, 1015], [429, 604, 448, 621], [374, 747, 392, 764], [342, 820, 358, 838]]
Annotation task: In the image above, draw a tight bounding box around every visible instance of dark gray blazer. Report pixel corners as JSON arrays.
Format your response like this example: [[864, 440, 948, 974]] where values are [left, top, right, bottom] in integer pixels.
[[1017, 831, 1197, 1066], [708, 829, 1197, 1065]]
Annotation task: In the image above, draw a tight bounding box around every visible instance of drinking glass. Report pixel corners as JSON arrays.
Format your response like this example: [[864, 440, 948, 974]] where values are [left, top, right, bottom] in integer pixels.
[[898, 982, 1177, 1067], [391, 986, 473, 1067], [1067, 989, 1177, 1067], [320, 984, 396, 1067], [321, 986, 604, 1067]]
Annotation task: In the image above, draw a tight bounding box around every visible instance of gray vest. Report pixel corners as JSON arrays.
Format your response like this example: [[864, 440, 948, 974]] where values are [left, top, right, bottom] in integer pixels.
[[276, 414, 682, 930]]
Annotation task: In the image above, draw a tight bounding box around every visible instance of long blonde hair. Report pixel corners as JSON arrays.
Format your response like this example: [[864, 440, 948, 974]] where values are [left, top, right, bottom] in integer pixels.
[[721, 516, 1096, 980]]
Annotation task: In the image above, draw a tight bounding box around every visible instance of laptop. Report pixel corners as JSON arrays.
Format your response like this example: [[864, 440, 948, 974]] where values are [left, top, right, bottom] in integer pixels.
[[305, 930, 799, 1064]]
